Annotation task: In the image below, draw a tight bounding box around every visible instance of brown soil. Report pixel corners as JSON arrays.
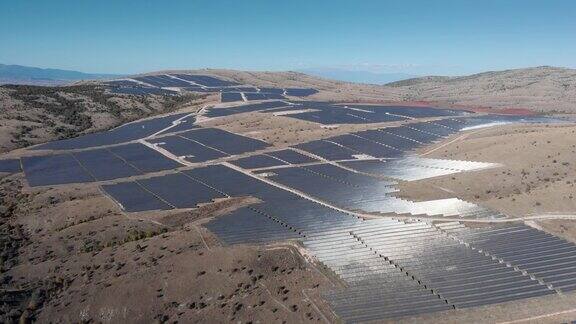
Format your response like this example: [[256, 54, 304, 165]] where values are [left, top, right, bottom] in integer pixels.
[[0, 174, 335, 323]]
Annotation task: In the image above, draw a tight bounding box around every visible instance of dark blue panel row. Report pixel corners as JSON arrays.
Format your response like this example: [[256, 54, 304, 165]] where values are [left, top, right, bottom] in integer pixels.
[[353, 130, 421, 151], [244, 93, 286, 101], [259, 87, 285, 95], [74, 148, 141, 181], [285, 88, 318, 97], [155, 115, 197, 135], [221, 92, 243, 102], [132, 75, 190, 87], [204, 101, 289, 117], [230, 154, 287, 169], [266, 149, 318, 164], [22, 154, 94, 187], [344, 104, 466, 118], [137, 173, 224, 209], [269, 164, 395, 210], [108, 143, 182, 173], [295, 140, 358, 161], [382, 126, 442, 144], [205, 207, 299, 245], [0, 159, 21, 173], [102, 182, 172, 212], [23, 143, 181, 186], [180, 128, 269, 155], [328, 134, 403, 158], [148, 135, 227, 163]]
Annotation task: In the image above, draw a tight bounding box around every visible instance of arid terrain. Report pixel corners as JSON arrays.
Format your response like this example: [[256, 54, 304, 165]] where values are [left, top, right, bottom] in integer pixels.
[[2, 67, 576, 323]]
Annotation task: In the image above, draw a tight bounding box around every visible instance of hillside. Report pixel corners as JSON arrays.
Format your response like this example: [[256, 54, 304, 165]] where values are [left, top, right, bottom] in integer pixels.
[[1, 66, 576, 154], [387, 66, 576, 113], [0, 84, 208, 153], [145, 67, 576, 113], [135, 68, 406, 102]]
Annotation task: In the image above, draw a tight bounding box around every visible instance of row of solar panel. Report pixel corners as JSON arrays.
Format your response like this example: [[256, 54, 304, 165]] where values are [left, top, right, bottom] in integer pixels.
[[131, 74, 239, 88], [33, 113, 196, 151], [22, 128, 270, 186], [294, 119, 465, 160], [106, 75, 318, 100], [103, 172, 225, 212], [221, 92, 288, 102], [205, 101, 290, 117], [307, 219, 559, 321], [439, 223, 576, 293], [264, 102, 467, 125], [229, 149, 318, 169], [23, 143, 181, 187], [146, 128, 269, 163], [207, 100, 465, 121], [265, 163, 498, 218], [0, 159, 21, 173], [103, 164, 361, 235]]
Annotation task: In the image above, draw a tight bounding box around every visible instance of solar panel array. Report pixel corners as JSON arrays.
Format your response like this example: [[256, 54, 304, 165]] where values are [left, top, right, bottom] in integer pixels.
[[307, 219, 559, 321], [258, 102, 467, 125], [204, 101, 290, 117], [0, 159, 21, 173], [102, 172, 225, 212], [229, 149, 318, 169], [438, 223, 576, 293], [22, 144, 181, 187], [7, 91, 568, 321], [341, 157, 496, 181], [294, 119, 466, 160], [104, 74, 318, 102], [266, 163, 501, 219]]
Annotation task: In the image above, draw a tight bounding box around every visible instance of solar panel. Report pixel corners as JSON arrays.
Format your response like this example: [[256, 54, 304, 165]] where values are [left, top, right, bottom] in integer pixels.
[[147, 136, 227, 163], [327, 134, 403, 158], [382, 126, 441, 144], [244, 93, 286, 101], [137, 173, 224, 208], [73, 148, 141, 181], [22, 154, 94, 187], [230, 154, 288, 169], [259, 87, 285, 95], [354, 129, 422, 152], [102, 181, 172, 212], [108, 143, 182, 172], [285, 88, 318, 96], [180, 128, 269, 155], [266, 149, 318, 164], [0, 159, 21, 173], [295, 140, 358, 160], [204, 207, 300, 245], [221, 92, 243, 102], [204, 101, 289, 117]]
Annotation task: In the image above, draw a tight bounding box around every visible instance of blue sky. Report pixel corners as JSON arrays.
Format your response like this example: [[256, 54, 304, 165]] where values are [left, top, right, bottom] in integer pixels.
[[1, 0, 575, 75]]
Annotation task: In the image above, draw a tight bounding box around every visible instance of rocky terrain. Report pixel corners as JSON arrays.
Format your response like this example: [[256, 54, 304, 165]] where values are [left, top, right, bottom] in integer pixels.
[[387, 66, 576, 114], [0, 84, 209, 153], [2, 67, 576, 323]]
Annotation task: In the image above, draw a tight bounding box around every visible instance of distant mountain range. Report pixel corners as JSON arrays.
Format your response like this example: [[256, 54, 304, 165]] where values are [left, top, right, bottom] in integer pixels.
[[298, 68, 417, 85], [0, 64, 121, 85]]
